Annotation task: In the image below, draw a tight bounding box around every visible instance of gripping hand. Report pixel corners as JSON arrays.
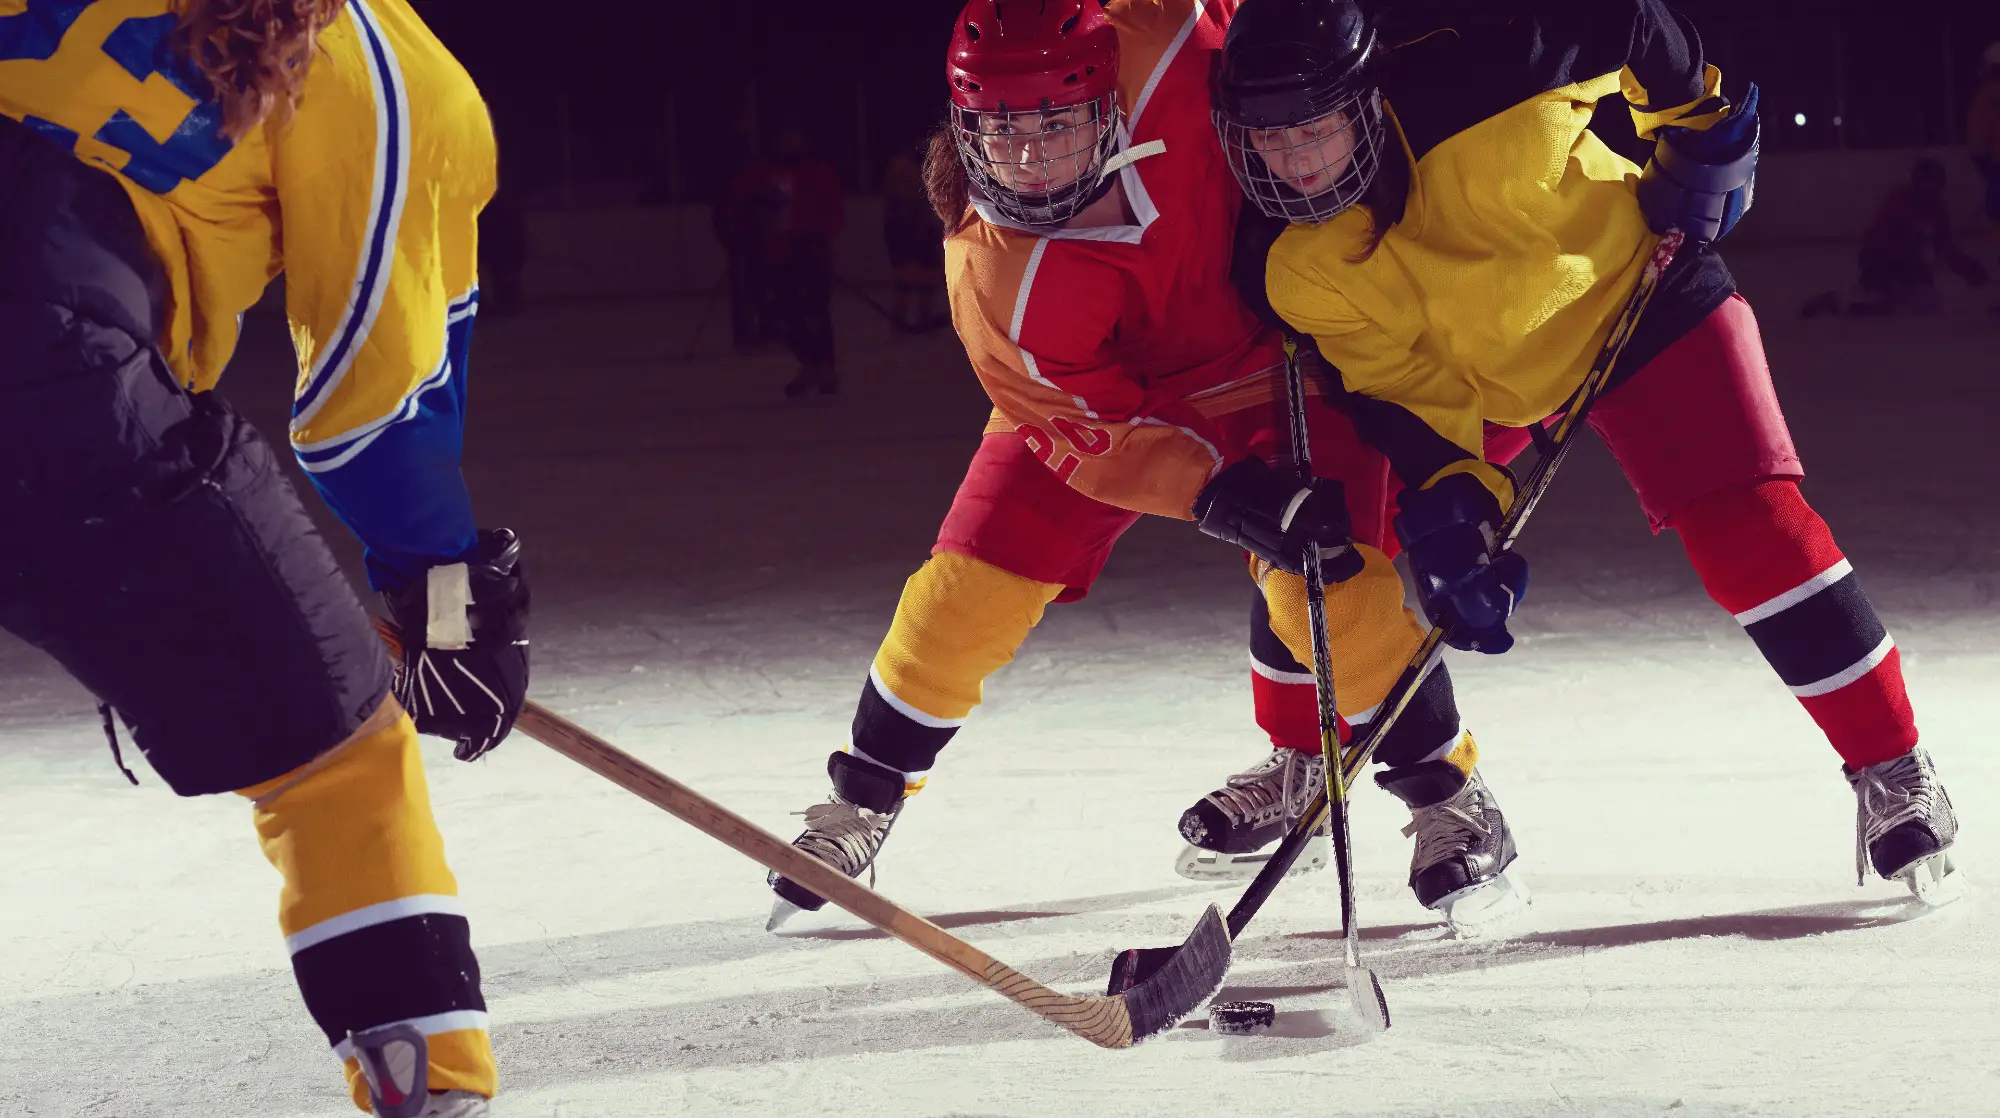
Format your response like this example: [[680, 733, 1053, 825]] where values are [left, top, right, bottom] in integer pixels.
[[1638, 83, 1760, 244], [1194, 457, 1364, 582], [383, 528, 531, 760], [1394, 474, 1527, 654]]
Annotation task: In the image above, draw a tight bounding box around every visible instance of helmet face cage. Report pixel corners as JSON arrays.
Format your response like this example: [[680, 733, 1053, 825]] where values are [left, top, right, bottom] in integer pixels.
[[952, 94, 1120, 227], [1215, 85, 1384, 224]]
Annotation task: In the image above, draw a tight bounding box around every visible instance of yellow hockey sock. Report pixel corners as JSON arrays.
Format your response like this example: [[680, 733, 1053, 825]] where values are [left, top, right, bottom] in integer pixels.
[[237, 702, 496, 1111]]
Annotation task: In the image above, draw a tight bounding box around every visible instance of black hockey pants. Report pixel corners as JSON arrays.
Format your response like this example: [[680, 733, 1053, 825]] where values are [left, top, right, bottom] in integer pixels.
[[0, 115, 392, 795]]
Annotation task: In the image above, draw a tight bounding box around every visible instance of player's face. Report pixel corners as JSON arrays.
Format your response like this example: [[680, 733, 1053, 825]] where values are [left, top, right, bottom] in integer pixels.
[[974, 103, 1105, 195], [1248, 111, 1360, 198]]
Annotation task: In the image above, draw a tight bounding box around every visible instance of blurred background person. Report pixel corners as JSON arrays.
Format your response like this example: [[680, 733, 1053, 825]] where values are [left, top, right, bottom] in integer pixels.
[[1801, 158, 1989, 317], [1969, 42, 2000, 314], [728, 126, 845, 398], [881, 144, 948, 334]]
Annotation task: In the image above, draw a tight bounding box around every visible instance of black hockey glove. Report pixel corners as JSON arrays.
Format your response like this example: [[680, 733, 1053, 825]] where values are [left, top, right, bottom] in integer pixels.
[[383, 528, 530, 760], [1394, 473, 1528, 655], [1193, 457, 1364, 582], [1638, 84, 1760, 245]]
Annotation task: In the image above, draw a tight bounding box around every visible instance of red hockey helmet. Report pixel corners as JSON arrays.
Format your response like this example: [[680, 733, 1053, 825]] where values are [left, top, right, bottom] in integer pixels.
[[946, 0, 1122, 226]]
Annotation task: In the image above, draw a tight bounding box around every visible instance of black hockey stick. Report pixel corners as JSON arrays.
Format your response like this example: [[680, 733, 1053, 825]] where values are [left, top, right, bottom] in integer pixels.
[[1284, 334, 1392, 1031], [1109, 230, 1685, 994]]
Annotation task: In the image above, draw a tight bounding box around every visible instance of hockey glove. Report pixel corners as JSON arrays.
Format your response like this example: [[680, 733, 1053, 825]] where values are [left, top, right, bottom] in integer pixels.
[[383, 528, 530, 760], [1638, 83, 1760, 245], [1394, 473, 1528, 655], [1193, 457, 1364, 582]]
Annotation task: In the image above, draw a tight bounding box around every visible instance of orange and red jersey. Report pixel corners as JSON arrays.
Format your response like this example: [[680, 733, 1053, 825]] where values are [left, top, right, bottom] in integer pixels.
[[944, 0, 1286, 520]]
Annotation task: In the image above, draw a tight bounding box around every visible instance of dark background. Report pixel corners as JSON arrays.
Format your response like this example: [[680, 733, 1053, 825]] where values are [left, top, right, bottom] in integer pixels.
[[410, 0, 2000, 207]]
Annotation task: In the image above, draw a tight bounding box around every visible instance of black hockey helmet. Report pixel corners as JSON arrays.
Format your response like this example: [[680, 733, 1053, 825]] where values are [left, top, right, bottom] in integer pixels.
[[1213, 0, 1387, 223]]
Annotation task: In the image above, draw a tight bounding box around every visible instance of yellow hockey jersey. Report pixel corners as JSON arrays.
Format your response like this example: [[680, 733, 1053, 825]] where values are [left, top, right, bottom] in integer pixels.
[[0, 0, 494, 588], [1265, 0, 1738, 509]]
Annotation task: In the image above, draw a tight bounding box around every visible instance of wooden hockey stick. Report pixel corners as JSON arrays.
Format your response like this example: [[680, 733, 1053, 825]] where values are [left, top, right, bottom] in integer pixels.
[[512, 699, 1231, 1049], [1108, 230, 1685, 993]]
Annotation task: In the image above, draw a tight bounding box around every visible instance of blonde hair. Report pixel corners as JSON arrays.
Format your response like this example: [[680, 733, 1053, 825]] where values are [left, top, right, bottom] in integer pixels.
[[176, 0, 348, 140]]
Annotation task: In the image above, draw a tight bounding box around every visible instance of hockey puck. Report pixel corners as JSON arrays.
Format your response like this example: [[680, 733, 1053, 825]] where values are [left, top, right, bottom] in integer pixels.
[[1210, 1000, 1276, 1035]]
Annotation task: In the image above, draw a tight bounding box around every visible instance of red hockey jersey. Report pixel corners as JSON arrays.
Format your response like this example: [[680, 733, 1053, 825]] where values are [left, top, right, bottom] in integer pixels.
[[946, 0, 1285, 519]]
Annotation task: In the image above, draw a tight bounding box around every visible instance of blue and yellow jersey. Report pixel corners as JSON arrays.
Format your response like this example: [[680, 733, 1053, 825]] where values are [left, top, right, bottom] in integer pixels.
[[0, 0, 493, 589]]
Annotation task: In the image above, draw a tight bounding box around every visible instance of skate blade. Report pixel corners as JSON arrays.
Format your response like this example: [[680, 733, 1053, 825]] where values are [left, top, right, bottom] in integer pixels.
[[1174, 835, 1329, 883], [1899, 851, 1967, 908], [766, 897, 806, 933], [1439, 868, 1533, 938]]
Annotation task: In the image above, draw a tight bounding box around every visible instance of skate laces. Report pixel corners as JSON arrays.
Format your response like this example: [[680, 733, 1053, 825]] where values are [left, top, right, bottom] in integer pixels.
[[1210, 749, 1324, 826], [1849, 751, 1942, 884], [1402, 778, 1493, 870], [793, 798, 900, 884]]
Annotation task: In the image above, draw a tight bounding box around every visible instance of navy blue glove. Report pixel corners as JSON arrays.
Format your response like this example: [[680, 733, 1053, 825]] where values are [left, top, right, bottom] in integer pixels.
[[1194, 457, 1365, 582], [1394, 473, 1528, 654], [1638, 83, 1760, 244]]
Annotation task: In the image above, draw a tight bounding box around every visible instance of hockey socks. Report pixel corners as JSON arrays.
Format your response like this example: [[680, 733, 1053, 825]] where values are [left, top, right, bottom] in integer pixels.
[[1673, 478, 1918, 769], [1251, 554, 1467, 768], [854, 552, 1065, 780], [236, 703, 495, 1111]]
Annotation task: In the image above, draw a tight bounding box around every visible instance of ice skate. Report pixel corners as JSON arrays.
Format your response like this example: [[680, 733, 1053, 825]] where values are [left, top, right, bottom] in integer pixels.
[[1175, 746, 1330, 882], [1848, 747, 1964, 907], [350, 1023, 489, 1118], [1376, 759, 1529, 936], [768, 751, 908, 930]]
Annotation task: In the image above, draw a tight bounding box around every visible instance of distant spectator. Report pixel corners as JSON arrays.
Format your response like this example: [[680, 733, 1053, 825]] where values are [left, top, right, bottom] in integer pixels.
[[1800, 158, 1988, 318], [714, 135, 776, 348], [1969, 42, 2000, 312], [728, 127, 845, 397], [881, 147, 948, 334]]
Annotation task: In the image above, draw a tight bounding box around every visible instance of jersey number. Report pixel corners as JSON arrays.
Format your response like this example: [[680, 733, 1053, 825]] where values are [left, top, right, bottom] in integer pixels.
[[0, 2, 233, 193], [1017, 417, 1111, 482]]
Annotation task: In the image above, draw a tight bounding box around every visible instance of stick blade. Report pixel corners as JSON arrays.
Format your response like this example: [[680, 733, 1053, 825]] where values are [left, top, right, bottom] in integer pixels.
[[1117, 904, 1231, 1043], [1105, 944, 1177, 996], [1348, 964, 1390, 1032]]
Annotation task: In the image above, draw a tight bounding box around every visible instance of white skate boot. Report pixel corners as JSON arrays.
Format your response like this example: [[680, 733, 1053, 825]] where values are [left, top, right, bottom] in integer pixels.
[[1376, 757, 1530, 936], [350, 1023, 488, 1118], [1175, 747, 1331, 882], [1848, 747, 1964, 906], [767, 751, 909, 930]]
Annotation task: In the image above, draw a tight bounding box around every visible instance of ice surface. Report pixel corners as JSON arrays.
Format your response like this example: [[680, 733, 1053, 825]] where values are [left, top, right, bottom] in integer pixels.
[[1, 245, 1996, 1116]]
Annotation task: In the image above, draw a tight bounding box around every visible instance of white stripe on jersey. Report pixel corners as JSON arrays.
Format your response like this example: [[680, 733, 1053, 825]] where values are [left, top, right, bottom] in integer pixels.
[[291, 0, 412, 432]]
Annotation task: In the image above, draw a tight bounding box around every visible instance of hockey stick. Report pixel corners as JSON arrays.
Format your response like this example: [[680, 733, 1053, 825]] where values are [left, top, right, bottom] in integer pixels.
[[510, 701, 1228, 1048], [1109, 230, 1685, 992], [1283, 335, 1391, 1032]]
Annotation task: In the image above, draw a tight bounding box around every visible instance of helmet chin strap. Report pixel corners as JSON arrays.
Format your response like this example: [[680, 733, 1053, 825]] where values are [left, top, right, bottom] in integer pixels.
[[1100, 137, 1167, 177]]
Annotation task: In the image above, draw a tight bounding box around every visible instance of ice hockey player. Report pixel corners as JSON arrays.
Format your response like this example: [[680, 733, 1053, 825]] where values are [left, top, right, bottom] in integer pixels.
[[1213, 0, 1960, 902], [1966, 41, 2000, 314], [0, 1, 529, 1114], [766, 0, 1527, 937], [1799, 157, 1990, 318]]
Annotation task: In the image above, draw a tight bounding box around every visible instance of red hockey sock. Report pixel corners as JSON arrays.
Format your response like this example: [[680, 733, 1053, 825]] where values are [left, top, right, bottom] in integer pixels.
[[1252, 655, 1326, 753], [1671, 478, 1917, 768]]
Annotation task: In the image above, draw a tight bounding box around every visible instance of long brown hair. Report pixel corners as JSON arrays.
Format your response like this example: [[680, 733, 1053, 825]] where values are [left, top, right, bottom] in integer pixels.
[[922, 121, 976, 232], [1352, 112, 1412, 262], [176, 0, 348, 140]]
